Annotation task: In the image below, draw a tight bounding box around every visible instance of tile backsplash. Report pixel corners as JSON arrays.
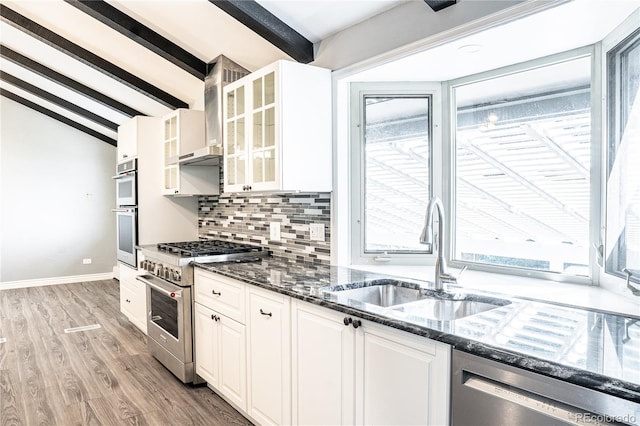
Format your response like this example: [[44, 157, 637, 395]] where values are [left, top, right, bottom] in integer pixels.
[[198, 192, 331, 265]]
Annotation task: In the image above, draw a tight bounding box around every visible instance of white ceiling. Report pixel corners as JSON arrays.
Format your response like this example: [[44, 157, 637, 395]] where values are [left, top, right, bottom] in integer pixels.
[[1, 0, 639, 146], [256, 0, 408, 43], [0, 0, 412, 143], [351, 0, 640, 82]]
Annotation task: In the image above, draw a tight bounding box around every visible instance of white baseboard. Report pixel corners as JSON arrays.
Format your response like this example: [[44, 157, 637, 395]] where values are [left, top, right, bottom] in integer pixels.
[[0, 272, 115, 290]]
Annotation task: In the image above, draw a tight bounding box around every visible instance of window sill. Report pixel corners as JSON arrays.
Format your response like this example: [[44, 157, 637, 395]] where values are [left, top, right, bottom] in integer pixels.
[[349, 264, 640, 318]]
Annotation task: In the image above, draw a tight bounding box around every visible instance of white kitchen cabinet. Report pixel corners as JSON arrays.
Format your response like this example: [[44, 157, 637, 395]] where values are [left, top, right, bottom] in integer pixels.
[[194, 268, 246, 323], [194, 302, 247, 411], [247, 286, 291, 426], [116, 118, 138, 162], [223, 60, 331, 193], [161, 109, 206, 195], [194, 270, 248, 411], [292, 300, 450, 426], [291, 300, 356, 425], [118, 261, 146, 334], [356, 320, 450, 426]]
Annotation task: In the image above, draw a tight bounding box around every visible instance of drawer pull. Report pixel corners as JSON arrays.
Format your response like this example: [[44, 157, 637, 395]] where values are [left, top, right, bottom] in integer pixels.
[[260, 309, 272, 317], [212, 290, 222, 296]]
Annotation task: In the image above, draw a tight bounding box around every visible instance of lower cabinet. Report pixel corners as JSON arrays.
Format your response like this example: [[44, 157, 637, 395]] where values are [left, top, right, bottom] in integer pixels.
[[292, 300, 451, 426], [193, 270, 451, 426], [247, 286, 291, 426], [357, 319, 450, 425], [118, 261, 147, 334], [194, 302, 247, 411], [292, 299, 356, 425]]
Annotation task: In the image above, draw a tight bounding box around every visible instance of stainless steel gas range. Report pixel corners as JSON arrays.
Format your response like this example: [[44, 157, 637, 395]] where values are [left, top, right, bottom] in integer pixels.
[[137, 240, 264, 384]]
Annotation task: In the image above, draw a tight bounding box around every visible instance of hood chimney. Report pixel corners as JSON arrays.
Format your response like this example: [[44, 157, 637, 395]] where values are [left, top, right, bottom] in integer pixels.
[[204, 55, 250, 146]]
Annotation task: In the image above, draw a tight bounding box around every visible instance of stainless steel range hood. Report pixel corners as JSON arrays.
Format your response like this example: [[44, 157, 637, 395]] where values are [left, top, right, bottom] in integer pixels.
[[175, 55, 250, 166], [176, 145, 222, 166]]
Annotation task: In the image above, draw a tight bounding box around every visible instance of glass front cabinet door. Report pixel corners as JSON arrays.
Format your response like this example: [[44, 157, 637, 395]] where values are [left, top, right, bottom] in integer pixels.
[[251, 70, 277, 190], [163, 113, 179, 194], [224, 63, 280, 192], [224, 84, 248, 191], [222, 60, 331, 193]]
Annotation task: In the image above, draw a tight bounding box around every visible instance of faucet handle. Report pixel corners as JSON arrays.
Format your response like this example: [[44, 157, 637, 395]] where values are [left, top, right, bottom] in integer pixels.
[[441, 266, 467, 284]]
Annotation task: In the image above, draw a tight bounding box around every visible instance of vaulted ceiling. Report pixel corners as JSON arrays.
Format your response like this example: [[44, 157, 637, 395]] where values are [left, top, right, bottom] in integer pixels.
[[0, 0, 455, 147]]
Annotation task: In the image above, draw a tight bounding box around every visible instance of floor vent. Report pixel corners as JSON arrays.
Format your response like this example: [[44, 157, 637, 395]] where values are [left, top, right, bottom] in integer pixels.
[[0, 337, 6, 343], [64, 324, 101, 334]]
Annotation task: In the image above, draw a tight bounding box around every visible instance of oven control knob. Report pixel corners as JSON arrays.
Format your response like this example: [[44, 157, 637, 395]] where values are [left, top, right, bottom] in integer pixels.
[[173, 270, 182, 282], [154, 264, 163, 276]]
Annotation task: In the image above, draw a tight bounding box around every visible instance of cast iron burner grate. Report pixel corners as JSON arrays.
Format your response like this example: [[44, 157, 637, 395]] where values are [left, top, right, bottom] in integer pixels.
[[156, 240, 262, 257]]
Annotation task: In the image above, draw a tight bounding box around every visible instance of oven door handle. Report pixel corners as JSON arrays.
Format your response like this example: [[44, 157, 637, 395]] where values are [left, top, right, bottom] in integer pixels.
[[112, 207, 137, 213], [112, 171, 137, 179], [137, 275, 182, 299]]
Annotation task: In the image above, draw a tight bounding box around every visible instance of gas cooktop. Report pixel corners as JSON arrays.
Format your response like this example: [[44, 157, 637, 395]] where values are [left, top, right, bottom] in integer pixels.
[[156, 240, 263, 258]]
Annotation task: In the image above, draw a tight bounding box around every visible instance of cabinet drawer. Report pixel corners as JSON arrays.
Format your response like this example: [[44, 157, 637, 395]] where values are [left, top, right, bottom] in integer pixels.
[[194, 269, 246, 323]]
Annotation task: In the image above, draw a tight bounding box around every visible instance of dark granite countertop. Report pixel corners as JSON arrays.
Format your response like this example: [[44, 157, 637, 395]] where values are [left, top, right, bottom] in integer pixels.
[[194, 256, 640, 405]]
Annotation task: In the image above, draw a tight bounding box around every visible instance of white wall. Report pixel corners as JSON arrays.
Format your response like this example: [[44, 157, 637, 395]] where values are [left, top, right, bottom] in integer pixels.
[[0, 96, 116, 283]]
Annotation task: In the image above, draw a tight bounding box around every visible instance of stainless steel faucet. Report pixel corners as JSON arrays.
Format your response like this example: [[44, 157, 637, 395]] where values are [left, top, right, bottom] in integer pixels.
[[419, 197, 465, 291]]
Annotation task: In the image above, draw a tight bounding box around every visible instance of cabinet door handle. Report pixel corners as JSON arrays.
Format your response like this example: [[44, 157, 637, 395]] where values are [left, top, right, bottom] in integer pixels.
[[212, 290, 221, 296], [343, 317, 352, 326], [211, 314, 220, 322], [260, 309, 272, 317], [352, 320, 362, 329]]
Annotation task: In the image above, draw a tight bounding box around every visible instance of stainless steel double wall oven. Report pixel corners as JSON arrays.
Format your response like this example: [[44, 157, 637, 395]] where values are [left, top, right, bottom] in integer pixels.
[[113, 159, 138, 268]]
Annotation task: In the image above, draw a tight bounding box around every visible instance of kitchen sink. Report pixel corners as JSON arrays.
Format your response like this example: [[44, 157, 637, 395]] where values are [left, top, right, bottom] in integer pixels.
[[328, 283, 425, 307], [391, 298, 506, 321], [325, 279, 510, 321]]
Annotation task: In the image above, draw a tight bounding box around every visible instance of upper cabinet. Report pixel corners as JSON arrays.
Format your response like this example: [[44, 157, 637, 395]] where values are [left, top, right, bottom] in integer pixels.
[[223, 60, 332, 193], [117, 118, 139, 162], [161, 109, 217, 195]]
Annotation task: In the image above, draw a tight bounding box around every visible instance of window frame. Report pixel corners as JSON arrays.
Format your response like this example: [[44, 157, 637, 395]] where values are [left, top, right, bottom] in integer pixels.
[[444, 46, 599, 285], [350, 82, 442, 265], [601, 10, 640, 291]]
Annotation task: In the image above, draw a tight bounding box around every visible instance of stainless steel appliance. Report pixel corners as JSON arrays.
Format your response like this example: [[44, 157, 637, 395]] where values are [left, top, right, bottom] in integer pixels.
[[137, 240, 265, 384], [114, 159, 137, 206], [113, 159, 138, 267], [172, 55, 249, 166], [451, 349, 639, 425]]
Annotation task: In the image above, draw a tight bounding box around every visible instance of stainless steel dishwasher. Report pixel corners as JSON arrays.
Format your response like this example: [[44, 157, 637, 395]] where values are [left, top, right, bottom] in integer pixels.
[[451, 350, 639, 425]]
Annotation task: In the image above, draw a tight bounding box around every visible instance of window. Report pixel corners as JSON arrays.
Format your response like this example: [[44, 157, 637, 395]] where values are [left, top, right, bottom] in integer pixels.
[[451, 55, 592, 276], [351, 83, 440, 262], [605, 27, 640, 288]]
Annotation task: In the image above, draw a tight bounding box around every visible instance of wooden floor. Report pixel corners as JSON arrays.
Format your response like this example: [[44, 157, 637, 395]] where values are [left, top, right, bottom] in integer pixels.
[[0, 280, 252, 426]]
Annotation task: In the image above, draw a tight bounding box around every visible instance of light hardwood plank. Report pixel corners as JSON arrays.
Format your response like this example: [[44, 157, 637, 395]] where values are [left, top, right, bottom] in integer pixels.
[[0, 280, 252, 426], [0, 369, 24, 426]]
